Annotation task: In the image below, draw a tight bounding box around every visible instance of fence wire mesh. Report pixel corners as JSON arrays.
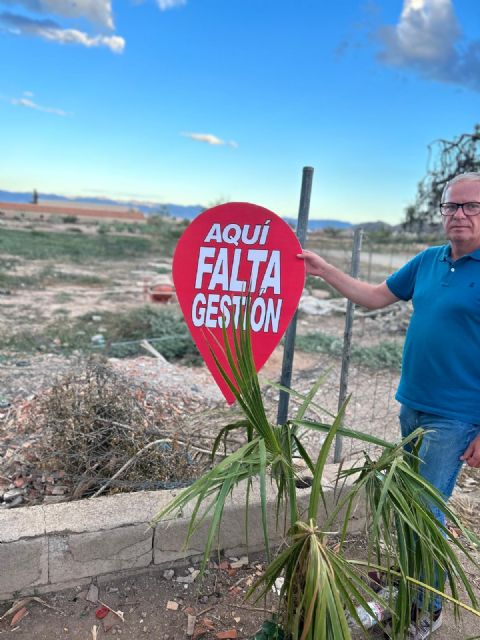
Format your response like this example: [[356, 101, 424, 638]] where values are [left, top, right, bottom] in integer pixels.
[[297, 230, 423, 461]]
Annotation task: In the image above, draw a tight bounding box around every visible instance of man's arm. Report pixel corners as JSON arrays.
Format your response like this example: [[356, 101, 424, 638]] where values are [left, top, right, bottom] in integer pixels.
[[298, 249, 399, 310]]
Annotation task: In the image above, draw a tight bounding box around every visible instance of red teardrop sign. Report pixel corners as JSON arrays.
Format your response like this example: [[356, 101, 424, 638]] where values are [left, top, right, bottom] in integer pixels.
[[173, 202, 305, 404]]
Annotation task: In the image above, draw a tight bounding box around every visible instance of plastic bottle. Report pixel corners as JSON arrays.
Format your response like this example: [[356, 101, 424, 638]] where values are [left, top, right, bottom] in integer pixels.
[[347, 586, 398, 630]]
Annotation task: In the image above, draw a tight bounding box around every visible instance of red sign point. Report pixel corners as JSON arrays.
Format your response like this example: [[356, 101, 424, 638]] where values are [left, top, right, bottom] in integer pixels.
[[173, 202, 305, 403]]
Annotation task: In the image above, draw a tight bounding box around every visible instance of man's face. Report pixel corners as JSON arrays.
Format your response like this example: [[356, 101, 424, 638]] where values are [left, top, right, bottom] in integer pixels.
[[442, 179, 480, 250]]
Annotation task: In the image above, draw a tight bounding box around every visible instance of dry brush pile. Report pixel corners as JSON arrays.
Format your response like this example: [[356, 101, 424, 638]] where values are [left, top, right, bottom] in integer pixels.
[[1, 358, 201, 507]]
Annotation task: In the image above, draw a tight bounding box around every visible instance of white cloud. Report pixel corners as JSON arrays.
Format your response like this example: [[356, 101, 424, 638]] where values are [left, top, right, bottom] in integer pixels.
[[379, 0, 457, 65], [0, 0, 114, 29], [156, 0, 186, 10], [181, 132, 238, 148], [376, 0, 480, 91], [11, 95, 70, 116], [0, 11, 125, 52], [40, 26, 125, 52]]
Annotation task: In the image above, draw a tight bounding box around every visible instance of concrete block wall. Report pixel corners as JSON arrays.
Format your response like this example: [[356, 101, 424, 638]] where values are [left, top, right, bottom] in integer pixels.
[[0, 463, 365, 601]]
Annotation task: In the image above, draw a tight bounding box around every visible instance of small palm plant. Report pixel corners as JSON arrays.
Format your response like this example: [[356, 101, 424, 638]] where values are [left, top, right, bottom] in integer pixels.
[[151, 316, 480, 639]]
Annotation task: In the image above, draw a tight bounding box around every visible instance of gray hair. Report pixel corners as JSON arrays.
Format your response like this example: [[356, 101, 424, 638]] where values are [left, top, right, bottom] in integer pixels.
[[442, 172, 480, 200]]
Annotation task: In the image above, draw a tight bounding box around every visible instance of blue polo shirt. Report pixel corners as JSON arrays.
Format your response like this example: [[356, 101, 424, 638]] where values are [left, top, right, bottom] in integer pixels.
[[386, 244, 480, 424]]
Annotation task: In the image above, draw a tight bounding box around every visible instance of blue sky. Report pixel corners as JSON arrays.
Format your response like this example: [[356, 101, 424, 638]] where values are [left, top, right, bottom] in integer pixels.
[[1, 0, 479, 223]]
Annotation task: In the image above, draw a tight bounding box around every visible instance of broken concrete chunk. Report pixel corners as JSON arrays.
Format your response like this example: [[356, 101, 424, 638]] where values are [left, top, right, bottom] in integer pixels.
[[229, 557, 248, 569], [176, 570, 199, 584], [86, 583, 99, 603]]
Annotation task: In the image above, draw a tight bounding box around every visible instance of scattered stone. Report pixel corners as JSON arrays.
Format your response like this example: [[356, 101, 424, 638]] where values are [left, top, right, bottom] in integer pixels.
[[229, 557, 248, 569], [86, 583, 99, 603], [176, 570, 200, 584], [163, 569, 175, 580], [186, 613, 196, 636], [298, 297, 337, 316], [3, 488, 24, 502], [51, 486, 68, 495], [6, 495, 23, 508], [166, 601, 178, 611]]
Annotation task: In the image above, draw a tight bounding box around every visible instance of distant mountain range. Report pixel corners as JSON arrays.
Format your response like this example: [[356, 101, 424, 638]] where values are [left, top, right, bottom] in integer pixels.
[[283, 217, 352, 230], [0, 189, 392, 230], [0, 189, 204, 220]]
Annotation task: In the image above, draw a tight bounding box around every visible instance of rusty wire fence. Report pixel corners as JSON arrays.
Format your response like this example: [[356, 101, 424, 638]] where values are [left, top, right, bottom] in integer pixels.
[[98, 231, 426, 463], [87, 231, 428, 468], [289, 230, 426, 462]]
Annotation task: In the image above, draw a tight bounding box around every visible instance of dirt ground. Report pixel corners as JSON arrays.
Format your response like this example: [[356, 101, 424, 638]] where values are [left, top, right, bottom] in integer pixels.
[[0, 554, 279, 640], [0, 544, 479, 639]]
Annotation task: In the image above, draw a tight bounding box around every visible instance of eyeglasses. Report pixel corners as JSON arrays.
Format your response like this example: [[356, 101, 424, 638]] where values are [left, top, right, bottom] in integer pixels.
[[440, 202, 480, 216]]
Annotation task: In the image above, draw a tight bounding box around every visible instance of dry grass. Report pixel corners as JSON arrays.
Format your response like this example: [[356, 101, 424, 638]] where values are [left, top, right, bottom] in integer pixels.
[[26, 357, 199, 498]]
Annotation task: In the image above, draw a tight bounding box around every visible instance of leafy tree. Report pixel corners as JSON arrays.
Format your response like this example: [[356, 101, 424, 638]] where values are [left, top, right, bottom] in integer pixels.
[[404, 124, 480, 231]]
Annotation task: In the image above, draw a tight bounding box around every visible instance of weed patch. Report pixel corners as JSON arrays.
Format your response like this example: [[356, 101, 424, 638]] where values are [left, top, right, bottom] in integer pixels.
[[0, 229, 155, 262], [1, 304, 201, 364], [1, 216, 187, 261], [0, 265, 110, 289], [295, 332, 403, 370]]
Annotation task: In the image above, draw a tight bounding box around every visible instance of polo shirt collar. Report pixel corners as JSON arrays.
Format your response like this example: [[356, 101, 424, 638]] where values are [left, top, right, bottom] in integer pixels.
[[439, 245, 450, 261], [440, 243, 480, 261]]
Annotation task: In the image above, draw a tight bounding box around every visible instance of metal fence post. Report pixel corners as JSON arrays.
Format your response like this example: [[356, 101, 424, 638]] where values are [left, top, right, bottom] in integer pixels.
[[333, 227, 363, 462], [276, 166, 313, 425]]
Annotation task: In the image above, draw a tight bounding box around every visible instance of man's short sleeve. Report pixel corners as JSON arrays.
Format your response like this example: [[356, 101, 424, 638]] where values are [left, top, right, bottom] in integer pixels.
[[386, 252, 424, 301]]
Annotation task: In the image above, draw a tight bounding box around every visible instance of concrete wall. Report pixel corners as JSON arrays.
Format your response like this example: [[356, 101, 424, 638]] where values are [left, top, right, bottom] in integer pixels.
[[0, 464, 365, 601]]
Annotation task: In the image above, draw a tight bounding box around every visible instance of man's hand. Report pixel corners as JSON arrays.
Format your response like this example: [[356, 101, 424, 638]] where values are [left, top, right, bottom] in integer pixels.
[[297, 249, 329, 276], [297, 249, 399, 310], [460, 434, 480, 468]]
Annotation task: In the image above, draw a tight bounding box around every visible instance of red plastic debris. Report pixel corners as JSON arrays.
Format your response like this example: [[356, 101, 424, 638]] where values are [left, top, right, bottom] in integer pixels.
[[95, 606, 110, 620]]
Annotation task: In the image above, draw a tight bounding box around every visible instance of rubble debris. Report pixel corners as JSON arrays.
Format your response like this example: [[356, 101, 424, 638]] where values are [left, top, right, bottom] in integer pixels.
[[186, 613, 196, 636], [86, 584, 99, 604], [176, 570, 200, 584], [229, 557, 249, 569], [10, 606, 28, 626], [215, 630, 237, 639], [97, 601, 125, 623]]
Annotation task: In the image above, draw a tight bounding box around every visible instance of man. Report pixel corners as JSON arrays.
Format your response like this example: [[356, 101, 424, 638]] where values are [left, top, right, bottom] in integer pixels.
[[298, 172, 480, 639]]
